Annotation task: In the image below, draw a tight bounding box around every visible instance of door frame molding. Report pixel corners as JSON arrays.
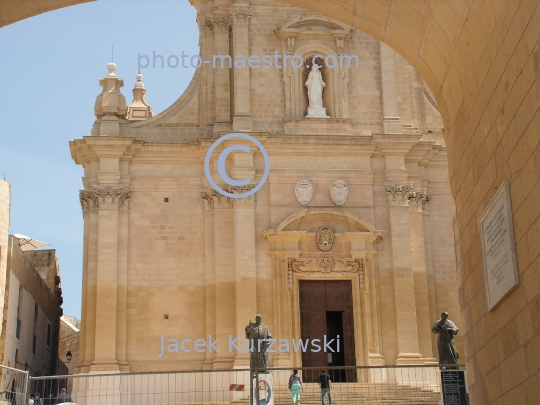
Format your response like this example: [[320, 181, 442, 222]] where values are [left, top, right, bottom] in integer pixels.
[[263, 208, 385, 368], [296, 277, 362, 371]]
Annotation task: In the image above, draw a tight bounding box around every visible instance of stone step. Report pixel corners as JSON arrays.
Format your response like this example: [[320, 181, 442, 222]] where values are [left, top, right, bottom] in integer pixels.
[[229, 383, 441, 405]]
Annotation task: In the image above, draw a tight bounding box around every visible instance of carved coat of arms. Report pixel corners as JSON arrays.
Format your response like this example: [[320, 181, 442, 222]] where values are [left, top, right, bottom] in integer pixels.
[[316, 225, 334, 251], [295, 180, 313, 205], [330, 180, 348, 206]]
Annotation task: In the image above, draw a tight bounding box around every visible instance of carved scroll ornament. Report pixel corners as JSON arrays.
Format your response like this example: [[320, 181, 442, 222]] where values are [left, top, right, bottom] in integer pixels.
[[287, 258, 365, 290]]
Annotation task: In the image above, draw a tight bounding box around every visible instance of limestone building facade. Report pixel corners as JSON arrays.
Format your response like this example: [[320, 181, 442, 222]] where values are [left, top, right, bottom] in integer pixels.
[[59, 315, 80, 391], [0, 238, 63, 377], [71, 0, 463, 374], [0, 181, 64, 380]]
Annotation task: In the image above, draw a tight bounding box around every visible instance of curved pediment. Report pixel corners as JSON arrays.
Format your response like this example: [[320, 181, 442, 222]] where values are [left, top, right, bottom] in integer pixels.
[[274, 13, 354, 39], [276, 208, 376, 233]]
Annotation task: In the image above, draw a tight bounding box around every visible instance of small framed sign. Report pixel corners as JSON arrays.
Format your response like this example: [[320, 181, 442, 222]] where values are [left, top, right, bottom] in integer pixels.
[[441, 370, 467, 405], [479, 181, 519, 311]]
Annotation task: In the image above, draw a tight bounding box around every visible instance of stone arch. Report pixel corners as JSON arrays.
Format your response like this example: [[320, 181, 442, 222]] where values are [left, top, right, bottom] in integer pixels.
[[4, 1, 540, 403]]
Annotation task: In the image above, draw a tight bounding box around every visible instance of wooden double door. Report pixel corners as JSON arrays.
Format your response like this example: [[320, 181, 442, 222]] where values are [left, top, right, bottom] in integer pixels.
[[299, 280, 356, 382]]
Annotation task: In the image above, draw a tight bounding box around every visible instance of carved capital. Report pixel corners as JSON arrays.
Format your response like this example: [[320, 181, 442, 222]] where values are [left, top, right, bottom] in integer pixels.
[[211, 16, 231, 33], [335, 37, 344, 55], [409, 188, 432, 213], [79, 187, 132, 213], [225, 185, 256, 205], [202, 18, 214, 35], [287, 258, 365, 290], [201, 189, 233, 210], [423, 191, 433, 215], [287, 36, 295, 54], [231, 9, 252, 27], [385, 182, 413, 206]]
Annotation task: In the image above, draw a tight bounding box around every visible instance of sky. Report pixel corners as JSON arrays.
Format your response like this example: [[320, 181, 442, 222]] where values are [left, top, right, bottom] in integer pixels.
[[0, 0, 200, 319]]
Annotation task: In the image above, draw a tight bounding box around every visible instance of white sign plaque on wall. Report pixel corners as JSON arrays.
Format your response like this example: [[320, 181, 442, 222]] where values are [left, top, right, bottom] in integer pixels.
[[480, 181, 519, 311]]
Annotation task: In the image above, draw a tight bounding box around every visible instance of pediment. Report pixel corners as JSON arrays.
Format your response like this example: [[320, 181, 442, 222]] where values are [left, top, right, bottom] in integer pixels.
[[289, 19, 344, 31], [274, 13, 354, 39]]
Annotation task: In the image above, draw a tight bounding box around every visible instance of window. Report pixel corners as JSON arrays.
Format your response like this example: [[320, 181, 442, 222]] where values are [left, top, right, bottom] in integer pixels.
[[14, 350, 18, 366], [16, 286, 22, 340], [16, 319, 21, 339], [32, 335, 36, 354], [46, 324, 51, 346], [34, 303, 38, 322]]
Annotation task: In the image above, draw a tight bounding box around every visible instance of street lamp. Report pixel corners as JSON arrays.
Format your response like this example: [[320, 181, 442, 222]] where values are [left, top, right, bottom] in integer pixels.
[[65, 351, 72, 363]]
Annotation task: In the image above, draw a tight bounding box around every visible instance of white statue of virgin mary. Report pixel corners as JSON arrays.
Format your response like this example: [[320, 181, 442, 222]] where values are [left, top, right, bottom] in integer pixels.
[[305, 63, 328, 117]]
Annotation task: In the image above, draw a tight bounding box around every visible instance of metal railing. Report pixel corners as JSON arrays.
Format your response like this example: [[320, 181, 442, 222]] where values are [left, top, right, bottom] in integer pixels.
[[1, 363, 467, 405], [0, 364, 30, 405], [256, 365, 468, 405], [30, 369, 252, 405]]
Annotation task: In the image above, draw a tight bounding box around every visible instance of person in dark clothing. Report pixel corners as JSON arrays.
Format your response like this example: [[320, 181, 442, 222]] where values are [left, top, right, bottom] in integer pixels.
[[56, 389, 71, 404], [318, 370, 333, 405]]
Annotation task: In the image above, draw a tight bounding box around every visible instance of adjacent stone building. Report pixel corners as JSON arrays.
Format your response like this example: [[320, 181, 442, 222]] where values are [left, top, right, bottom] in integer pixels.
[[0, 180, 11, 344], [0, 238, 63, 377], [59, 315, 80, 376], [0, 180, 64, 380], [70, 0, 462, 375]]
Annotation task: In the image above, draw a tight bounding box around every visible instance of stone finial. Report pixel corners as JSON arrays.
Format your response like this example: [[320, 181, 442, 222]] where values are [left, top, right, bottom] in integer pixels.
[[107, 62, 117, 76], [91, 63, 127, 136], [126, 73, 154, 123]]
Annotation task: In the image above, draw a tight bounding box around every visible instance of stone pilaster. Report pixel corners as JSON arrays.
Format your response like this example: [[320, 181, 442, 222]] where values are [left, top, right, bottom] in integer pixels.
[[408, 189, 436, 361], [200, 14, 216, 136], [212, 14, 232, 135], [262, 231, 305, 367], [201, 191, 217, 369], [71, 136, 142, 373], [379, 43, 402, 134], [79, 188, 131, 372], [421, 192, 439, 358], [228, 186, 257, 367], [202, 190, 236, 368], [116, 200, 129, 371], [385, 182, 423, 364], [78, 193, 98, 373], [231, 7, 253, 131]]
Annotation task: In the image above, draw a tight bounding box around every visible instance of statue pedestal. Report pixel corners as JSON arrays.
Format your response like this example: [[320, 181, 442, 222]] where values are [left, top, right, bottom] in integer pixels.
[[306, 107, 329, 118], [283, 117, 353, 135]]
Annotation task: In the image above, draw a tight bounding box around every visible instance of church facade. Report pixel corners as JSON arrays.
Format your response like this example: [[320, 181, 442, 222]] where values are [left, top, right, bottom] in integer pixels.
[[70, 0, 463, 374]]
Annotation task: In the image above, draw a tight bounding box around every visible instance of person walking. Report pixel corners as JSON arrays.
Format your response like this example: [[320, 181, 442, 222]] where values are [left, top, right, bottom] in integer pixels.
[[288, 369, 303, 405], [318, 370, 333, 405]]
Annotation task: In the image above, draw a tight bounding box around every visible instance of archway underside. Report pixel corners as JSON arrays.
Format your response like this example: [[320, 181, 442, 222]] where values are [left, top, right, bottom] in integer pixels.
[[4, 1, 540, 404]]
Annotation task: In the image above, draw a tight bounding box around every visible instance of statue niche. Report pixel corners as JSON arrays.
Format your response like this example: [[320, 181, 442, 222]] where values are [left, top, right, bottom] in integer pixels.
[[274, 14, 354, 122], [303, 56, 330, 118]]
